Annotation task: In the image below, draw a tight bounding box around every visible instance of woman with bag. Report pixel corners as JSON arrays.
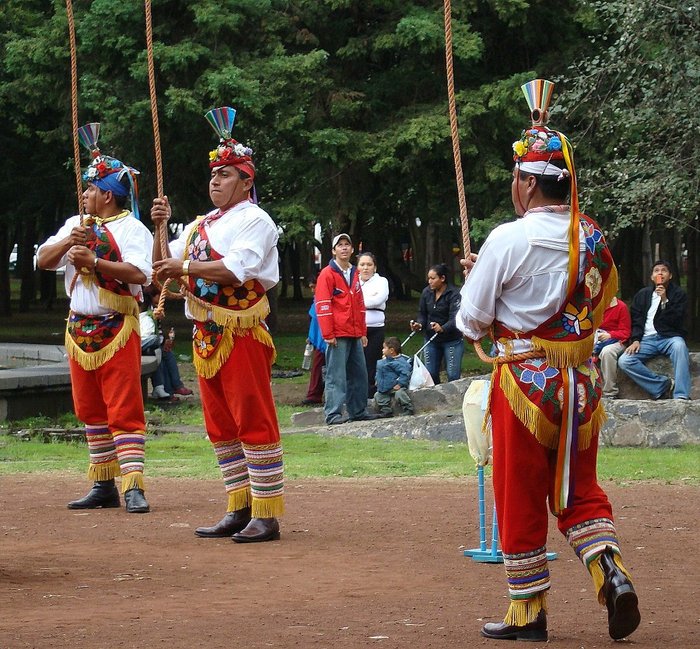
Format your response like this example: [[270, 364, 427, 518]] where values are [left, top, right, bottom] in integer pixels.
[[409, 263, 464, 384]]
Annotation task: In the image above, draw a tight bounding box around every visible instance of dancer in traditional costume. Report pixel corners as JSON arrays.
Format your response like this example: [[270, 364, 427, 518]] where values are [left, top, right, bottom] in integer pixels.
[[457, 80, 640, 641], [37, 124, 153, 513], [151, 107, 283, 543]]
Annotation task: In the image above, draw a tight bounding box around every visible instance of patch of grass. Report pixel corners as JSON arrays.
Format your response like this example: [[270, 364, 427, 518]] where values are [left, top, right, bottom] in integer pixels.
[[0, 433, 697, 484]]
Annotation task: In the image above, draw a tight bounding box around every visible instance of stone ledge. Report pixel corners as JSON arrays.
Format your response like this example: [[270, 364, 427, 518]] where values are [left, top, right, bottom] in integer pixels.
[[289, 373, 699, 447]]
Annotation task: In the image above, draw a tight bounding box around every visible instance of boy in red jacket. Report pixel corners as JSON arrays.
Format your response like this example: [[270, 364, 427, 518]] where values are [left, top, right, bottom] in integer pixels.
[[315, 234, 379, 424]]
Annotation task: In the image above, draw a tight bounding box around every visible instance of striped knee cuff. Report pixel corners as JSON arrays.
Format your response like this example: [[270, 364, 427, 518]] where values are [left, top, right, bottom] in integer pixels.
[[113, 430, 146, 491], [243, 442, 285, 518], [504, 546, 550, 602], [213, 441, 251, 510], [85, 424, 119, 481]]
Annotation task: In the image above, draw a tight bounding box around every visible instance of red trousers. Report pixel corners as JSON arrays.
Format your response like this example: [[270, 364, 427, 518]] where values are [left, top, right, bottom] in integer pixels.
[[490, 371, 614, 555]]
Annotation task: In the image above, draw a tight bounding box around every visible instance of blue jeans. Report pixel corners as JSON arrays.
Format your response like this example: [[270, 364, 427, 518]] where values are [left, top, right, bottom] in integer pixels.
[[423, 337, 464, 384], [324, 337, 369, 423], [617, 334, 691, 399]]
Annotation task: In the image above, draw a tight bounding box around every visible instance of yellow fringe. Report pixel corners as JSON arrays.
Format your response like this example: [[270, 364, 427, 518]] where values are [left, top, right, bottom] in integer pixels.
[[121, 472, 145, 493], [590, 551, 634, 606], [193, 324, 277, 379], [227, 488, 252, 513], [65, 314, 138, 371], [252, 495, 285, 519], [504, 591, 548, 626], [87, 460, 120, 482], [187, 294, 270, 330], [500, 367, 607, 451], [500, 367, 559, 449], [97, 287, 139, 318], [193, 328, 234, 379]]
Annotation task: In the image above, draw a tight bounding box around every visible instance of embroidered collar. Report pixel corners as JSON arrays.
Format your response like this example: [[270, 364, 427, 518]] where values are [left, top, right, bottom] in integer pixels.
[[91, 210, 130, 227]]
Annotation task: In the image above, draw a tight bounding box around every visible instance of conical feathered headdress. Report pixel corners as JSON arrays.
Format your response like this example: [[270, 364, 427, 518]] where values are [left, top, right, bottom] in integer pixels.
[[78, 122, 141, 220], [205, 106, 256, 179]]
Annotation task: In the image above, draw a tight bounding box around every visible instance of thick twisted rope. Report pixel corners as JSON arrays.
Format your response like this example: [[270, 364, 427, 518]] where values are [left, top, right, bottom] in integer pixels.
[[66, 0, 84, 297]]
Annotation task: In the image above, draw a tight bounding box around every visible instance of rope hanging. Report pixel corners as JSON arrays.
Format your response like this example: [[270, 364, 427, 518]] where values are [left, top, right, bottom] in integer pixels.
[[442, 2, 539, 365]]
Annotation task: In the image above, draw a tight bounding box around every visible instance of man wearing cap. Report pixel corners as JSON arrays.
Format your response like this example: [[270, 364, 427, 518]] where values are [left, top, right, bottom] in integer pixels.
[[37, 134, 153, 514], [315, 234, 379, 425], [618, 260, 691, 399], [151, 107, 283, 543], [456, 80, 640, 642]]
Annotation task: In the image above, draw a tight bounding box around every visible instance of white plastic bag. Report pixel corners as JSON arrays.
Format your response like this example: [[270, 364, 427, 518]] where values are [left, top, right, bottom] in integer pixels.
[[409, 355, 435, 390], [462, 379, 492, 466]]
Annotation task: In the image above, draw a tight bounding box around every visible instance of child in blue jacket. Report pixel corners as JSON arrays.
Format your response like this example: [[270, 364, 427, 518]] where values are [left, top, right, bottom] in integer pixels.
[[374, 337, 414, 417]]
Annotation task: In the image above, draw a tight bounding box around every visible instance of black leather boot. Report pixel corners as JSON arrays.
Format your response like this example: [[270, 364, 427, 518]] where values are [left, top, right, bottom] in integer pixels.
[[195, 508, 252, 538], [124, 488, 150, 513], [600, 547, 641, 640], [67, 480, 120, 509], [231, 517, 280, 543], [481, 610, 547, 642]]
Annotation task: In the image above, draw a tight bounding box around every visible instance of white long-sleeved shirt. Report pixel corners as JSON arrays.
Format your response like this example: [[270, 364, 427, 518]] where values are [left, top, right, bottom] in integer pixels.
[[168, 200, 279, 321], [37, 213, 153, 316], [457, 208, 586, 355], [360, 273, 389, 328]]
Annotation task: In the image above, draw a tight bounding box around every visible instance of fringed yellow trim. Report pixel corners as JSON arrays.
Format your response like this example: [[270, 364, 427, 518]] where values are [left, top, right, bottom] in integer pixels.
[[87, 460, 120, 482], [193, 325, 277, 379], [121, 472, 145, 493], [500, 366, 559, 449], [591, 264, 620, 333], [65, 315, 138, 371], [193, 328, 235, 379], [187, 294, 270, 330], [504, 591, 548, 626], [590, 551, 633, 606], [227, 487, 252, 513], [97, 287, 139, 318], [530, 335, 595, 370], [252, 495, 285, 519]]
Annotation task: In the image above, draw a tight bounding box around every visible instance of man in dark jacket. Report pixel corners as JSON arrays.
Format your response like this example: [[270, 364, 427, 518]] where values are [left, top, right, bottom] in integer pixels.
[[315, 233, 379, 424], [618, 260, 691, 399]]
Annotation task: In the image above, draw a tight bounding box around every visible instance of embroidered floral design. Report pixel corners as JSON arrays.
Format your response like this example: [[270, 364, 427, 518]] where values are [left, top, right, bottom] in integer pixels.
[[561, 303, 593, 336], [67, 313, 122, 353], [221, 280, 262, 309], [583, 221, 603, 254], [585, 267, 602, 298], [196, 278, 219, 298], [193, 321, 224, 359], [188, 234, 210, 261], [518, 358, 559, 392]]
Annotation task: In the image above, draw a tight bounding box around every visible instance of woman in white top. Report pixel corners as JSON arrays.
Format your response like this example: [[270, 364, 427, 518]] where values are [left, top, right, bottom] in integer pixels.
[[358, 252, 389, 397]]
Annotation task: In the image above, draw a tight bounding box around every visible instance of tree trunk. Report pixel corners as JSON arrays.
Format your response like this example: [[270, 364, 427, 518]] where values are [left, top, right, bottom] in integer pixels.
[[0, 227, 11, 317]]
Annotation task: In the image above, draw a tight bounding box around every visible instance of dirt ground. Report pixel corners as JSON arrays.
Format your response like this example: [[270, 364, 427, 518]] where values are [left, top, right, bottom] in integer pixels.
[[1, 476, 697, 649]]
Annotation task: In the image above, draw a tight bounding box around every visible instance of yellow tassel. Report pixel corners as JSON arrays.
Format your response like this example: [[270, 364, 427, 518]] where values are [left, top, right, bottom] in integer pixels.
[[578, 403, 606, 450], [227, 488, 252, 513], [590, 551, 634, 605], [97, 287, 139, 318], [121, 472, 145, 493], [530, 335, 595, 369], [500, 367, 559, 448], [187, 294, 270, 330], [504, 591, 548, 626], [249, 324, 277, 364], [87, 460, 120, 482], [252, 495, 285, 519], [65, 315, 138, 371]]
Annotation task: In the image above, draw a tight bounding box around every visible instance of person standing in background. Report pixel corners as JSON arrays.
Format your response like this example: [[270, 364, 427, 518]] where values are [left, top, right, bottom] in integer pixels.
[[358, 252, 389, 397], [410, 263, 464, 384], [302, 274, 326, 405]]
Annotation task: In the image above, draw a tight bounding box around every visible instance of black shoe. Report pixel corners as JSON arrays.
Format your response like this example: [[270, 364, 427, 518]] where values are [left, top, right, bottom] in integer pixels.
[[350, 412, 382, 421], [378, 411, 394, 418], [124, 488, 150, 514], [231, 517, 280, 543], [67, 480, 120, 509], [195, 508, 252, 538], [481, 611, 547, 642], [301, 398, 322, 406], [326, 416, 349, 426], [600, 547, 641, 640]]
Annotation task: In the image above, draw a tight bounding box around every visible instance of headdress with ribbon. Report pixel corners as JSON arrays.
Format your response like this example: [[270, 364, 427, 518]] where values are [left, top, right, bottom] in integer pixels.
[[77, 122, 141, 220], [512, 79, 580, 298]]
